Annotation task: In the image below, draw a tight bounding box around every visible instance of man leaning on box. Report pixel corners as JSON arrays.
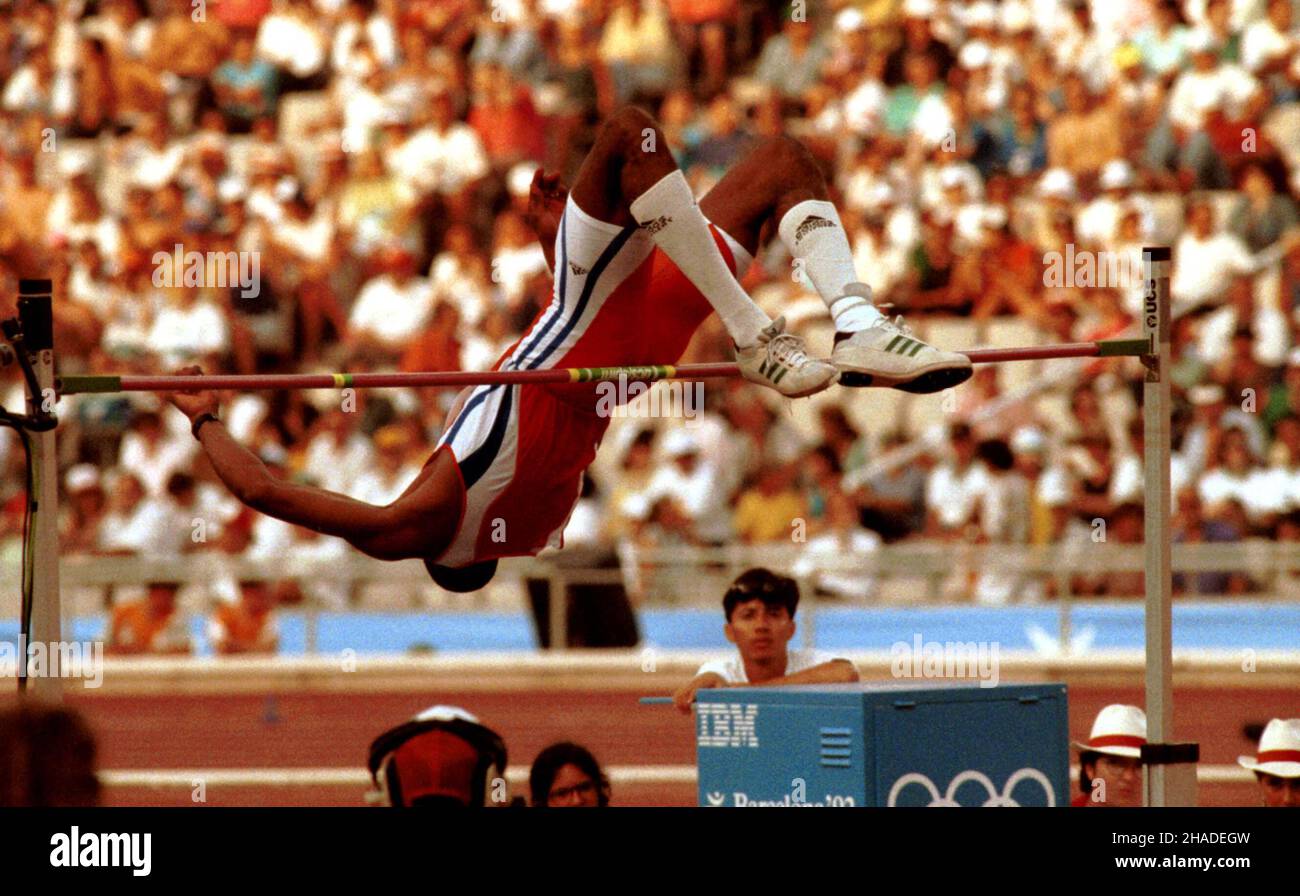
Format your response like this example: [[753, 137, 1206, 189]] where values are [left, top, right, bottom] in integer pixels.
[[672, 568, 858, 713]]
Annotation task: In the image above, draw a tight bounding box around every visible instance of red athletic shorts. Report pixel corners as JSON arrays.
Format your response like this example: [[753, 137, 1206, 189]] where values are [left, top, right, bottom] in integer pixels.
[[430, 195, 753, 568]]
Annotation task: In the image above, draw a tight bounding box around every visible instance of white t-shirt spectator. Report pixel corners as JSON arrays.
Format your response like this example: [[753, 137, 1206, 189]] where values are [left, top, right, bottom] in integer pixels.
[[1171, 230, 1258, 308], [303, 432, 375, 495], [256, 13, 327, 78], [118, 434, 196, 497], [491, 244, 548, 306], [428, 252, 492, 327], [349, 274, 436, 347], [1110, 450, 1191, 513], [697, 648, 849, 685], [842, 78, 886, 134], [1196, 302, 1290, 366], [386, 124, 490, 195], [274, 212, 335, 264], [340, 84, 393, 154], [851, 228, 910, 305], [149, 299, 230, 368], [925, 462, 992, 530], [332, 15, 397, 72], [1240, 17, 1298, 71], [641, 461, 733, 542], [247, 515, 295, 564], [99, 495, 190, 556], [125, 142, 186, 191], [1, 65, 50, 113], [1076, 196, 1155, 247], [1198, 466, 1285, 520], [1167, 64, 1259, 131]]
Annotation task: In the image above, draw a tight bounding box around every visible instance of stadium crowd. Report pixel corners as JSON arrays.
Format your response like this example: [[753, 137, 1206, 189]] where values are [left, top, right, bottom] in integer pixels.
[[3, 0, 1300, 637]]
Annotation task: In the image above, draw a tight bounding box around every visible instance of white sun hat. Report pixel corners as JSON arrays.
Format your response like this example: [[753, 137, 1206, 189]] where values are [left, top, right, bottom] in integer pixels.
[[1238, 718, 1300, 778], [959, 40, 993, 70], [1038, 168, 1077, 200], [1073, 704, 1147, 759], [1099, 159, 1135, 190]]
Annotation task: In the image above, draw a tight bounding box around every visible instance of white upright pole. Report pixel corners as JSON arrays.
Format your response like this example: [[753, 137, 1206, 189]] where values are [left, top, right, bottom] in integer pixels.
[[18, 279, 62, 702], [1141, 248, 1173, 805]]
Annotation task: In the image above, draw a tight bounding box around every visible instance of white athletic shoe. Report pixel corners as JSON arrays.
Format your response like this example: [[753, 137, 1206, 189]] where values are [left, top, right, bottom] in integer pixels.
[[831, 313, 972, 393], [735, 316, 839, 398]]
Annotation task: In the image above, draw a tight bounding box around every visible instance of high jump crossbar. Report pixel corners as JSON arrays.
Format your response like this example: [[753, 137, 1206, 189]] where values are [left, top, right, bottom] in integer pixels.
[[55, 340, 1150, 395]]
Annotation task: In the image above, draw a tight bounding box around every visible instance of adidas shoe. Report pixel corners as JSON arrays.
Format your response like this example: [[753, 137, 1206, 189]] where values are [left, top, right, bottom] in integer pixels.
[[831, 313, 972, 393], [735, 316, 839, 398]]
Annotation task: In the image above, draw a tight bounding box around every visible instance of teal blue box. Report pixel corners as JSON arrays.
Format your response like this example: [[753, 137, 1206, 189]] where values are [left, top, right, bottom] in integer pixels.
[[695, 682, 1069, 807]]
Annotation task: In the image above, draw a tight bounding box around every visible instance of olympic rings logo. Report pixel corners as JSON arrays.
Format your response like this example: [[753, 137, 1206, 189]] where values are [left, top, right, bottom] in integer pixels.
[[886, 767, 1056, 807]]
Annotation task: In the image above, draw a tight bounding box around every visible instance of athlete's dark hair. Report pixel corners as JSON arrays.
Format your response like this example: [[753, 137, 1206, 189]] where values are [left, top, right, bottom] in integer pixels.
[[529, 742, 610, 807], [722, 568, 799, 622]]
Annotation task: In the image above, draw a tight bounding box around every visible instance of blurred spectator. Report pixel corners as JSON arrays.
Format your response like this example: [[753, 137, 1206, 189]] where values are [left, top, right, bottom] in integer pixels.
[[347, 245, 435, 360], [924, 422, 990, 538], [599, 0, 680, 106], [733, 462, 804, 544], [639, 427, 732, 544], [60, 463, 107, 554], [753, 16, 830, 104], [794, 489, 881, 600], [529, 741, 611, 807], [665, 0, 736, 98], [209, 31, 279, 132], [107, 580, 193, 655], [207, 579, 280, 655], [857, 431, 927, 541], [1046, 73, 1123, 178], [1230, 163, 1300, 252]]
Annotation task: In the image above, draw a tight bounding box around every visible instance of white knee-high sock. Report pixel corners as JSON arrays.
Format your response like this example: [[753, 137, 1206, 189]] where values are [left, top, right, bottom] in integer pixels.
[[777, 199, 883, 333], [628, 169, 771, 348]]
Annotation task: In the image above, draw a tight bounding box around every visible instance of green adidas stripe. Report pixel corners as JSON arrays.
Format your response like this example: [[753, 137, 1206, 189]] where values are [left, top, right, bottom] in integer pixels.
[[885, 334, 904, 353], [907, 340, 925, 357], [772, 366, 787, 384]]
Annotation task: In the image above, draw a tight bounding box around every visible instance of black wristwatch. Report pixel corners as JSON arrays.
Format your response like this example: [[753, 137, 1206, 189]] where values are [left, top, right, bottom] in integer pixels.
[[191, 412, 220, 440]]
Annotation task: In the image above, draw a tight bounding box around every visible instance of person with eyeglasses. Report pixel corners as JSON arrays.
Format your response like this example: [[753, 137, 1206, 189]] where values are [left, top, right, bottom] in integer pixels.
[[529, 742, 611, 807], [672, 568, 858, 713]]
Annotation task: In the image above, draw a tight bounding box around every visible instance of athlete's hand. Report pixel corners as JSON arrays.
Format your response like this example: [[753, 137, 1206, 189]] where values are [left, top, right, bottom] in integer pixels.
[[673, 673, 726, 714], [163, 366, 220, 421], [524, 168, 567, 242]]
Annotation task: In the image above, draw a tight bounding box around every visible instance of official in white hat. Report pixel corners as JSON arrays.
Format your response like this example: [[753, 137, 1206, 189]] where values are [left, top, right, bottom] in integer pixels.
[[1238, 718, 1300, 807], [1073, 704, 1146, 806]]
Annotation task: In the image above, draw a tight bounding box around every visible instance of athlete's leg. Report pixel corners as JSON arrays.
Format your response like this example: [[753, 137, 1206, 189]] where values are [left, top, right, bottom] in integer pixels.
[[699, 134, 880, 333], [566, 106, 837, 397], [700, 133, 974, 394], [567, 106, 769, 348]]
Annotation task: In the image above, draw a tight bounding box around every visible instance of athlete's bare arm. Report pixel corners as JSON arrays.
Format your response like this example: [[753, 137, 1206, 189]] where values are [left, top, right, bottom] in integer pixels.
[[164, 368, 461, 561]]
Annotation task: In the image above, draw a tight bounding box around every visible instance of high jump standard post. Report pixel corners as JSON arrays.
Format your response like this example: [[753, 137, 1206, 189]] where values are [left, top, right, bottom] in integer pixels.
[[18, 279, 62, 701], [1142, 247, 1197, 805]]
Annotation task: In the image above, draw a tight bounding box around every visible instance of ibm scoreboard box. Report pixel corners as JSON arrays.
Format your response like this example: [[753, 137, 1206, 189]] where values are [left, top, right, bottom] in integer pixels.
[[695, 682, 1069, 807]]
